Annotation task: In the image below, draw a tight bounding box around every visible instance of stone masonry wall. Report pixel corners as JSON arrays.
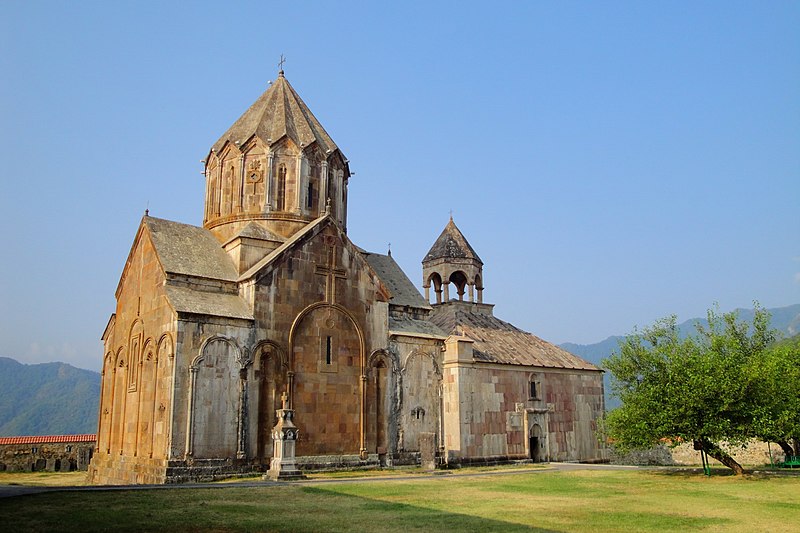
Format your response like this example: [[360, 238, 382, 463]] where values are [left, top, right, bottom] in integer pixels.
[[0, 441, 95, 472], [443, 363, 606, 463], [251, 223, 389, 458], [611, 441, 788, 467], [91, 223, 179, 485]]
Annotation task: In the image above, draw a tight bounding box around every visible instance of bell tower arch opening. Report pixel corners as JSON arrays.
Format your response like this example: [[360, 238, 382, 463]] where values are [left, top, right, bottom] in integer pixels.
[[448, 271, 468, 301]]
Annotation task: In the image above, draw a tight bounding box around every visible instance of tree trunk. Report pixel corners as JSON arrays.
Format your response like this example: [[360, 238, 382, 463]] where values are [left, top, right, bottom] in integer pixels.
[[693, 438, 745, 475], [777, 440, 795, 458]]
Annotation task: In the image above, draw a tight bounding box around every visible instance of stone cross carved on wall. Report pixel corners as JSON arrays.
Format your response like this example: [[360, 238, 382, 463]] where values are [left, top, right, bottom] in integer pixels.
[[314, 245, 346, 303]]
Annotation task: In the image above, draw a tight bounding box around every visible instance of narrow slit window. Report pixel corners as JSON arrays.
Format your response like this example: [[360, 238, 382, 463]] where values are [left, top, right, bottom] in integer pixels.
[[325, 336, 332, 365], [276, 165, 287, 211], [529, 381, 537, 399], [307, 180, 314, 209]]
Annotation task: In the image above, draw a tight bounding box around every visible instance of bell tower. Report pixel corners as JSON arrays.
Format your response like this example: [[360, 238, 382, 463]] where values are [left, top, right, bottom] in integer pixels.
[[422, 217, 484, 305], [202, 69, 351, 244]]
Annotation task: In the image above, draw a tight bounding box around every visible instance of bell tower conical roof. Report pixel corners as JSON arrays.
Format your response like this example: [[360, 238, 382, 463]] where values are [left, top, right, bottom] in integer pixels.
[[202, 71, 351, 244], [422, 217, 485, 305], [423, 216, 483, 264]]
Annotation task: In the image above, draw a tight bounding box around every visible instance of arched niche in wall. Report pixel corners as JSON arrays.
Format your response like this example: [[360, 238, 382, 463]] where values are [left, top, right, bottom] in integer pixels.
[[186, 336, 243, 459]]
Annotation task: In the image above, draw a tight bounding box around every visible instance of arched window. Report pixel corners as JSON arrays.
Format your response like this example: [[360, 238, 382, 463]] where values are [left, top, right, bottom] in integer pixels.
[[276, 165, 287, 211], [307, 179, 315, 210], [528, 372, 543, 401]]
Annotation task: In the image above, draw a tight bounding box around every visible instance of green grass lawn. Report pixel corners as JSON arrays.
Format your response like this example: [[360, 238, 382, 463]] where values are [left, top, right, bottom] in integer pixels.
[[1, 468, 798, 532], [0, 471, 88, 487]]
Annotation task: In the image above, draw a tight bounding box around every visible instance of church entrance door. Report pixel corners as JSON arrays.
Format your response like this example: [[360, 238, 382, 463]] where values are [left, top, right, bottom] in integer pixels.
[[529, 424, 542, 462], [530, 437, 540, 462]]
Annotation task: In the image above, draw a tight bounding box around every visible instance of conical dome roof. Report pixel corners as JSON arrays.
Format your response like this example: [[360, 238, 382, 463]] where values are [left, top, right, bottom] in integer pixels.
[[211, 72, 341, 156], [423, 217, 483, 264]]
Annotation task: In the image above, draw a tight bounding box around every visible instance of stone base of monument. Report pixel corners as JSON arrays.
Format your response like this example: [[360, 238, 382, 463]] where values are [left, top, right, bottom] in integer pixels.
[[264, 461, 306, 481], [263, 404, 306, 481]]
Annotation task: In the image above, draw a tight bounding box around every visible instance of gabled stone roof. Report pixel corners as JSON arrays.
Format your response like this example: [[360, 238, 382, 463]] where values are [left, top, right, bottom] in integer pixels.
[[145, 217, 238, 281], [235, 221, 285, 242], [165, 286, 253, 320], [211, 72, 340, 156], [430, 302, 599, 371], [223, 221, 285, 248], [423, 217, 483, 264], [389, 316, 446, 339], [362, 252, 431, 310]]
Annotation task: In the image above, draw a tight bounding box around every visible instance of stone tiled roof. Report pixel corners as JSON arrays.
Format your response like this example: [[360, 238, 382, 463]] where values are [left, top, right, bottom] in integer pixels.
[[211, 73, 340, 156], [389, 316, 446, 339], [231, 221, 285, 243], [363, 252, 431, 310], [423, 217, 483, 264], [430, 302, 599, 371], [0, 434, 96, 445], [165, 286, 253, 320], [145, 217, 238, 281]]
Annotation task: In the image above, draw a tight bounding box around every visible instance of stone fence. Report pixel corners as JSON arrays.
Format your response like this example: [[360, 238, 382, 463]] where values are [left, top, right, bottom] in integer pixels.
[[0, 434, 96, 472], [611, 440, 787, 467]]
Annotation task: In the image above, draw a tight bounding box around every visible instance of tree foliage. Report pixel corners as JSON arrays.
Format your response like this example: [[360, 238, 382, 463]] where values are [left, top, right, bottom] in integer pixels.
[[748, 336, 800, 456], [602, 305, 789, 474]]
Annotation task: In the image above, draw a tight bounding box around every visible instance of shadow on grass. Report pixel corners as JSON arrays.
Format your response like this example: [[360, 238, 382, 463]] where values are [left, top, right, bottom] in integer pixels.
[[0, 484, 558, 533], [299, 485, 558, 532]]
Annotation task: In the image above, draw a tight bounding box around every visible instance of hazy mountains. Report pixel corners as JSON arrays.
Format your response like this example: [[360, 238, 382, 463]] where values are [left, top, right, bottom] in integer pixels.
[[0, 304, 797, 436], [560, 303, 800, 367], [0, 357, 100, 437], [559, 303, 800, 408]]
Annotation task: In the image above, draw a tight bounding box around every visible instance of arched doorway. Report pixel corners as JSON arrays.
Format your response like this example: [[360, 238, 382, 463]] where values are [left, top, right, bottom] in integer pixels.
[[530, 424, 543, 462]]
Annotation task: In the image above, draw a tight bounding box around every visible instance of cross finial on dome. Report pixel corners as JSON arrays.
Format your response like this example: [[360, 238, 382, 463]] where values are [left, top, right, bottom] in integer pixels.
[[278, 54, 286, 77]]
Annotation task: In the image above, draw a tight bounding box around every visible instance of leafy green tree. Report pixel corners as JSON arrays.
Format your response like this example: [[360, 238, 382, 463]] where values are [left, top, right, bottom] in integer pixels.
[[602, 306, 776, 475], [749, 336, 800, 458]]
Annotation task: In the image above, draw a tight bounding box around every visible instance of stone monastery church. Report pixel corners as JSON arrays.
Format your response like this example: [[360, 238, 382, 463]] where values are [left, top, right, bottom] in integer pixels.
[[89, 70, 606, 484]]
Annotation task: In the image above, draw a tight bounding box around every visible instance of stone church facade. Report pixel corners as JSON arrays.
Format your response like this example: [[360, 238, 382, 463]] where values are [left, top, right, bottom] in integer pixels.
[[88, 71, 605, 485]]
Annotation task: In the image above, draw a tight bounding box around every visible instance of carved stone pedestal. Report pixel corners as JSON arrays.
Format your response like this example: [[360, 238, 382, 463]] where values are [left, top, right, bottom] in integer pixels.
[[264, 406, 306, 481]]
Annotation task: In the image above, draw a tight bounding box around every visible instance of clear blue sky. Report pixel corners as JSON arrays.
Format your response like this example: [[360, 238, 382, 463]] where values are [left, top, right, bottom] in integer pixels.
[[1, 1, 798, 371]]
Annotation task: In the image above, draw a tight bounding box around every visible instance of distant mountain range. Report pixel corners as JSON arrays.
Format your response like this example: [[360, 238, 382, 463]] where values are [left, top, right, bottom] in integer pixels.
[[559, 303, 800, 408], [0, 304, 797, 436], [0, 357, 100, 437]]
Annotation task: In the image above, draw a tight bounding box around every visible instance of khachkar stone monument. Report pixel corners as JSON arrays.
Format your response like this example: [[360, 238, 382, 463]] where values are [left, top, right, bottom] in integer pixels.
[[265, 392, 306, 481]]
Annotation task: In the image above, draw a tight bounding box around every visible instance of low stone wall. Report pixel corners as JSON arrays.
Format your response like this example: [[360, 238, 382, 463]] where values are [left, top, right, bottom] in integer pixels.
[[444, 453, 529, 468], [0, 436, 95, 472], [296, 454, 381, 471], [611, 441, 787, 467]]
